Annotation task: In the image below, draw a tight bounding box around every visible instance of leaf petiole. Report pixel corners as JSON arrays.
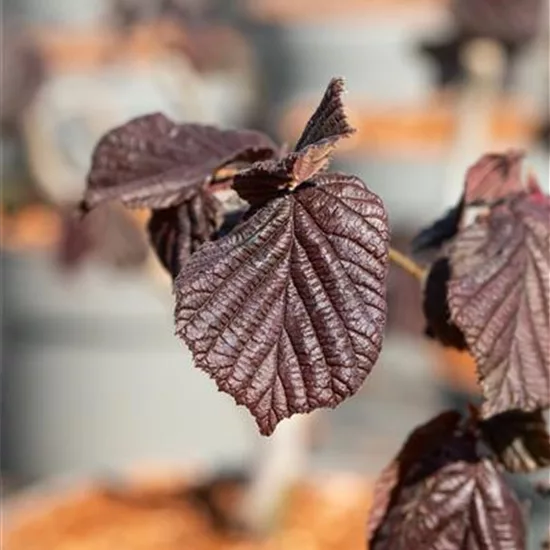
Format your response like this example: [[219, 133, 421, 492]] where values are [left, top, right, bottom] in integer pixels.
[[389, 247, 426, 282]]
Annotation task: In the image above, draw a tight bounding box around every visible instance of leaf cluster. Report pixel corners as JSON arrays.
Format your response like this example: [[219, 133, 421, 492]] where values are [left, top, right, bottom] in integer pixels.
[[80, 77, 549, 547]]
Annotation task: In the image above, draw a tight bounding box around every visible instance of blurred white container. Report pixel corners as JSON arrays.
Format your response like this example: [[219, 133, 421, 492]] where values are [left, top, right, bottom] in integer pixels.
[[247, 10, 452, 116], [22, 55, 207, 204]]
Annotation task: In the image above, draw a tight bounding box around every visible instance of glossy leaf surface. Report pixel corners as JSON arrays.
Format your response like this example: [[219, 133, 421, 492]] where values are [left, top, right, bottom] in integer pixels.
[[368, 411, 527, 550], [147, 192, 223, 277], [175, 174, 389, 434], [84, 113, 277, 209]]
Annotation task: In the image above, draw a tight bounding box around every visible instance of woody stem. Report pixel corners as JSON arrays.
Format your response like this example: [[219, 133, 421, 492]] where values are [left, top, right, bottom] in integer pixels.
[[389, 247, 426, 282]]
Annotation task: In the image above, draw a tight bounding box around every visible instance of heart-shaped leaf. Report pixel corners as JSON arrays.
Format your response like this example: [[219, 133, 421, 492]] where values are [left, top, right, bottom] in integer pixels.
[[83, 113, 278, 210], [368, 411, 527, 550], [174, 78, 389, 435], [147, 191, 223, 278], [480, 409, 550, 473], [175, 174, 389, 435], [449, 192, 550, 416]]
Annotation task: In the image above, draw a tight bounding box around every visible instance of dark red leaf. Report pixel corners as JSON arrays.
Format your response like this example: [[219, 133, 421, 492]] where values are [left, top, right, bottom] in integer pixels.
[[294, 77, 355, 151], [412, 151, 527, 255], [449, 192, 550, 417], [233, 78, 355, 207], [368, 411, 527, 550], [422, 258, 467, 350], [83, 113, 277, 210], [367, 411, 463, 542], [480, 409, 550, 473], [464, 150, 525, 206], [175, 174, 389, 435], [147, 192, 223, 278]]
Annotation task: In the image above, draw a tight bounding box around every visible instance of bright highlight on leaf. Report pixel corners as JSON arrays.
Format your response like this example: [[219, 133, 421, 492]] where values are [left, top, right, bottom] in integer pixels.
[[368, 411, 527, 550], [84, 114, 278, 210]]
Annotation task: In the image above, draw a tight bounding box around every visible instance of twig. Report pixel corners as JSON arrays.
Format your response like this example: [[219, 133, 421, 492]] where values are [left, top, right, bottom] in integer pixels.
[[389, 247, 426, 281]]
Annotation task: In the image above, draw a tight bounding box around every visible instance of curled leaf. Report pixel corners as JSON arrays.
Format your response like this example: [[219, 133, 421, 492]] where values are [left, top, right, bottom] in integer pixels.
[[175, 174, 389, 435], [464, 150, 525, 206], [422, 258, 467, 350], [147, 192, 223, 278], [84, 113, 278, 210], [480, 409, 550, 473], [449, 192, 550, 416], [233, 77, 355, 207], [368, 411, 527, 550], [367, 411, 463, 542]]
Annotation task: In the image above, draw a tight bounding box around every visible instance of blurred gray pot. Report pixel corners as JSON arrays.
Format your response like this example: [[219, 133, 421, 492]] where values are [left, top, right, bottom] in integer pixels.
[[246, 10, 451, 119], [1, 251, 258, 484]]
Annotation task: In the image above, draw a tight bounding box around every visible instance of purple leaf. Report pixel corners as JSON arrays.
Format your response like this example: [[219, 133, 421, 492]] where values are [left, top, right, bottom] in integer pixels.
[[83, 113, 278, 210], [367, 411, 463, 542], [412, 151, 526, 254], [294, 77, 355, 151], [368, 411, 527, 550], [480, 409, 550, 473], [147, 192, 223, 278], [464, 150, 525, 206], [449, 192, 550, 416], [174, 174, 389, 435], [233, 77, 355, 207]]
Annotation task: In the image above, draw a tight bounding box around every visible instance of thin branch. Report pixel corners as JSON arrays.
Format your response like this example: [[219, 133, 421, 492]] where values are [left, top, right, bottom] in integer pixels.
[[389, 247, 426, 281]]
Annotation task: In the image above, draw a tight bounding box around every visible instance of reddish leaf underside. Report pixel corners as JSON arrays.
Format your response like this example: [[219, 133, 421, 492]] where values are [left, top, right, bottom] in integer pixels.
[[463, 150, 525, 206], [83, 113, 278, 210], [448, 193, 550, 417], [175, 175, 389, 435], [368, 411, 527, 550], [367, 411, 463, 542], [411, 151, 526, 254]]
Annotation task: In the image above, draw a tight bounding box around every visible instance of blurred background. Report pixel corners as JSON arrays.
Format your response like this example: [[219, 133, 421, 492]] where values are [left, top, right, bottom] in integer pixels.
[[1, 0, 549, 548]]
